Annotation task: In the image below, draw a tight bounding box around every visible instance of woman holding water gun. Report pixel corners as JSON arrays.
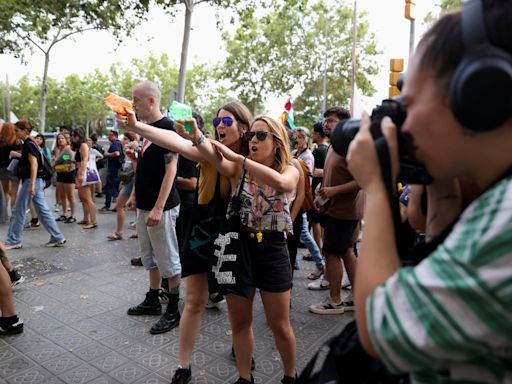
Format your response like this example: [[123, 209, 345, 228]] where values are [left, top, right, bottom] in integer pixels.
[[118, 100, 253, 384]]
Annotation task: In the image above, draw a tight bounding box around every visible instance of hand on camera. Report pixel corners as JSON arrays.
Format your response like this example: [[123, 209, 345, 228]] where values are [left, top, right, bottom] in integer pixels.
[[347, 112, 399, 192]]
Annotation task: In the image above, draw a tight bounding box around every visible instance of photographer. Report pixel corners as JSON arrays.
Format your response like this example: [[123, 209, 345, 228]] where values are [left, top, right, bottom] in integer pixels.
[[347, 0, 512, 382]]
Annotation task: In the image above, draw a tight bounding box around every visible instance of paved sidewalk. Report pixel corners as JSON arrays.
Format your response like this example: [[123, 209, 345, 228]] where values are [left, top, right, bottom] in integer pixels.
[[0, 189, 353, 384]]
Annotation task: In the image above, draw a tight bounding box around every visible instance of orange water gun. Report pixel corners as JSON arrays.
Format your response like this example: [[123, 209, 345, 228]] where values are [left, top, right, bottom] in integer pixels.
[[104, 93, 133, 116]]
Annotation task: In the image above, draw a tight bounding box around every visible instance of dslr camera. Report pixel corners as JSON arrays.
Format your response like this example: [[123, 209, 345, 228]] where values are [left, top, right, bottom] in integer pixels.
[[330, 98, 433, 185]]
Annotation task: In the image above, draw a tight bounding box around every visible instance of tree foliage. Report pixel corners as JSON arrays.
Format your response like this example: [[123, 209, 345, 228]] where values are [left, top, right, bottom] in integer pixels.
[[424, 0, 463, 24], [0, 53, 224, 135], [221, 0, 379, 127], [0, 0, 151, 131], [0, 0, 150, 58]]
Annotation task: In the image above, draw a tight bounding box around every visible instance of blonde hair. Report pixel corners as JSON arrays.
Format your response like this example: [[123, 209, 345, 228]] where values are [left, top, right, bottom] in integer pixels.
[[251, 116, 292, 173]]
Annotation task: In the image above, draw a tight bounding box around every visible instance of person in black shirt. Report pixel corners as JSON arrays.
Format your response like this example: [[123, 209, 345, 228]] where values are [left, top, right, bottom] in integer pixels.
[[5, 121, 66, 249], [100, 130, 122, 211], [125, 81, 181, 335], [309, 121, 329, 254]]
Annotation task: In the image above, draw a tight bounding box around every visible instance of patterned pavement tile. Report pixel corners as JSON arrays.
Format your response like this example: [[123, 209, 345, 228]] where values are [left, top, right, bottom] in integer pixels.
[[0, 345, 20, 362], [41, 353, 84, 375], [5, 366, 57, 384], [0, 356, 35, 379], [89, 352, 129, 373], [107, 362, 151, 384], [44, 326, 93, 351], [68, 318, 118, 341], [57, 363, 103, 384], [70, 341, 112, 362]]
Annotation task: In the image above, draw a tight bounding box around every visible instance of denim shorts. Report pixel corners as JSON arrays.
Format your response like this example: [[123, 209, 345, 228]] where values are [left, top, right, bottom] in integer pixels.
[[137, 205, 181, 278], [120, 180, 133, 197]]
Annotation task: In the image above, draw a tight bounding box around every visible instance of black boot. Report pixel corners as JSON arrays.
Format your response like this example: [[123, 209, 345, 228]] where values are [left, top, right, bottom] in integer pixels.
[[127, 290, 161, 316], [150, 291, 180, 334]]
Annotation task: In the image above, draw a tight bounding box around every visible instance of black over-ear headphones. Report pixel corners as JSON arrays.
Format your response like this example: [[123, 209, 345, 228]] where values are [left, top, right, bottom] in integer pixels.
[[450, 0, 512, 131]]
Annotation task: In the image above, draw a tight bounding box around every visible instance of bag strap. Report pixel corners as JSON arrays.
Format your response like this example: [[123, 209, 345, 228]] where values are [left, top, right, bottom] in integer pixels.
[[193, 167, 222, 206]]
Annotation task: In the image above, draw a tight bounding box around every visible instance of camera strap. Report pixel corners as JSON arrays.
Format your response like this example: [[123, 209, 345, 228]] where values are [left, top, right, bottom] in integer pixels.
[[373, 137, 404, 255]]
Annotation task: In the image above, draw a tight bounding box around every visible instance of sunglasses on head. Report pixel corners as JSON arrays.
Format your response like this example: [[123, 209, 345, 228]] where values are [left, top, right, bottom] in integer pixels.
[[213, 116, 234, 128], [243, 131, 272, 141]]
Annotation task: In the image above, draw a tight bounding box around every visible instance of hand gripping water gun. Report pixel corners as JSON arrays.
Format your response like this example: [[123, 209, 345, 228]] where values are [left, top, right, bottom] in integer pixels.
[[104, 93, 133, 116]]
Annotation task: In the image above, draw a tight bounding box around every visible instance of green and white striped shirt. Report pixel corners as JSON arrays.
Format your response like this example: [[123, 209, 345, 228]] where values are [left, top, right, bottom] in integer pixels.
[[367, 176, 512, 383]]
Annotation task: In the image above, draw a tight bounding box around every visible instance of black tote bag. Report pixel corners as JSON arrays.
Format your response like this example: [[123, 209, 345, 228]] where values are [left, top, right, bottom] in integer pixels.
[[181, 171, 228, 264], [208, 171, 252, 298]]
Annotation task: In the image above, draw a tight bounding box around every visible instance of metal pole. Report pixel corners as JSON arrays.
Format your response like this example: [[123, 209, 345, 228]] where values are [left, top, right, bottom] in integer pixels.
[[350, 0, 357, 116]]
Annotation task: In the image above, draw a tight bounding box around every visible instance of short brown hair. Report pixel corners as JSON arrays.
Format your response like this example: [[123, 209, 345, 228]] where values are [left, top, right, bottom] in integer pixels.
[[14, 120, 33, 133]]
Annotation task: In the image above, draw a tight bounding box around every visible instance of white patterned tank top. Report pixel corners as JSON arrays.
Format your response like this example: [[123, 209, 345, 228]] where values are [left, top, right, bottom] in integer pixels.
[[227, 172, 293, 233]]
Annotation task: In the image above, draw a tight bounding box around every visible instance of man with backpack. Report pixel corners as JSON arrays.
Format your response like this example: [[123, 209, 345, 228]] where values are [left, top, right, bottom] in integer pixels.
[[100, 130, 122, 212]]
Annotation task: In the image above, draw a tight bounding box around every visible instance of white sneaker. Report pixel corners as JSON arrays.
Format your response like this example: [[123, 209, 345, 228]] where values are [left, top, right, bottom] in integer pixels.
[[307, 277, 330, 290], [309, 297, 344, 315], [5, 243, 22, 250]]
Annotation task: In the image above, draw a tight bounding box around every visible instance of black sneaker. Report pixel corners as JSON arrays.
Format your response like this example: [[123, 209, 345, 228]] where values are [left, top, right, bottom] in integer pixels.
[[281, 375, 297, 384], [150, 311, 180, 334], [9, 270, 26, 287], [130, 257, 143, 266], [0, 318, 24, 335], [127, 298, 161, 316], [233, 376, 254, 384], [171, 366, 192, 384], [231, 347, 255, 371]]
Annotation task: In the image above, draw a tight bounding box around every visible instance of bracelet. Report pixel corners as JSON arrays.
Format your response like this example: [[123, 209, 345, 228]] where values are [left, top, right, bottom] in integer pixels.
[[242, 156, 247, 168], [192, 135, 205, 147]]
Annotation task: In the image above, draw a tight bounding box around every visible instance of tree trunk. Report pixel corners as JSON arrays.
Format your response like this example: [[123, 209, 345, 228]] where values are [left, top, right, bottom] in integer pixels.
[[177, 0, 194, 103], [39, 51, 51, 133]]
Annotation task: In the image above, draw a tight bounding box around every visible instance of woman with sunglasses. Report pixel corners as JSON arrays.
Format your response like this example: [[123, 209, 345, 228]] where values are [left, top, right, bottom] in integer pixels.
[[119, 101, 252, 384], [180, 115, 299, 384]]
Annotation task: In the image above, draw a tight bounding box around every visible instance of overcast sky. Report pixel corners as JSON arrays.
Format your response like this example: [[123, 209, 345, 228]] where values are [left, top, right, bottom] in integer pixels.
[[1, 0, 439, 117]]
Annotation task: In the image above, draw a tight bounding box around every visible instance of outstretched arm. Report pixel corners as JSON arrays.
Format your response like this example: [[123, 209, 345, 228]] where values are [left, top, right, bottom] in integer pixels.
[[210, 140, 299, 192], [118, 110, 204, 163]]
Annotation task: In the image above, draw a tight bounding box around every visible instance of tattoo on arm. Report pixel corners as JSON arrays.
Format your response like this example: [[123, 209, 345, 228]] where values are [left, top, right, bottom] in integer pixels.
[[164, 152, 176, 164]]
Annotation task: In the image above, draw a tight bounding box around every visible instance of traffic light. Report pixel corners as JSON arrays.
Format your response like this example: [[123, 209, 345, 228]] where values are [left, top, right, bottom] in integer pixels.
[[405, 0, 416, 20], [389, 58, 404, 98]]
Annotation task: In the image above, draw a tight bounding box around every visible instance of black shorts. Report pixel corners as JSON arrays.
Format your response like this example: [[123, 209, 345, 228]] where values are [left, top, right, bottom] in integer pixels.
[[307, 209, 324, 224], [321, 216, 358, 256], [181, 241, 210, 278], [56, 171, 76, 184], [247, 232, 292, 293]]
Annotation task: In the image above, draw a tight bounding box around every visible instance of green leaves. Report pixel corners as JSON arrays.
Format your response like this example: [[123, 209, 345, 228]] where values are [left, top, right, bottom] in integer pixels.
[[221, 0, 379, 126], [0, 53, 224, 134]]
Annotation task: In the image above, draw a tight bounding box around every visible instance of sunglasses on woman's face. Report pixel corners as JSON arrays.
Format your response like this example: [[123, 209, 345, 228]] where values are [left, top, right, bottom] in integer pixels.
[[244, 131, 272, 141], [213, 116, 234, 128]]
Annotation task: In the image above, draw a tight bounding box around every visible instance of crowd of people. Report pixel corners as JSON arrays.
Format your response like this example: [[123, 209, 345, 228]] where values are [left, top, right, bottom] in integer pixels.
[[0, 1, 510, 382]]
